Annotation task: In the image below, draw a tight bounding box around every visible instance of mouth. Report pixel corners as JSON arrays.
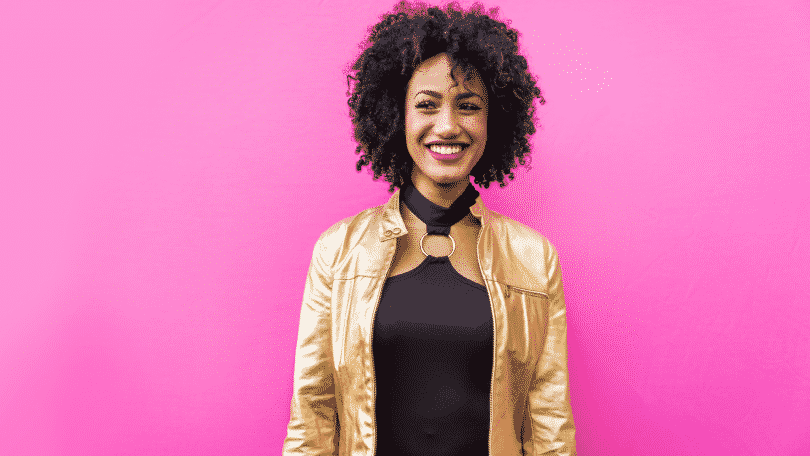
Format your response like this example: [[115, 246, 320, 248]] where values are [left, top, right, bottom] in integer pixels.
[[425, 143, 469, 157]]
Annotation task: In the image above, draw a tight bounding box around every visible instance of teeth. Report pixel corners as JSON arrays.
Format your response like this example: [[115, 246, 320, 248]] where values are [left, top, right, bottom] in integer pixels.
[[428, 144, 465, 155]]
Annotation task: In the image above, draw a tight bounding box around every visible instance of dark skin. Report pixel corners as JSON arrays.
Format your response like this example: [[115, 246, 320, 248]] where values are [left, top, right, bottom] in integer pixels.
[[386, 53, 488, 286]]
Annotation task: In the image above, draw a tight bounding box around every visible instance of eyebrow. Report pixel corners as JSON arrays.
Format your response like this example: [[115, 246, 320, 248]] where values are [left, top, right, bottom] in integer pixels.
[[415, 90, 483, 101]]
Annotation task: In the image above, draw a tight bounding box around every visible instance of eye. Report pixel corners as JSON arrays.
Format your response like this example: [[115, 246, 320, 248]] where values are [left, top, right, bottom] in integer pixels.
[[460, 103, 482, 111], [415, 100, 436, 109]]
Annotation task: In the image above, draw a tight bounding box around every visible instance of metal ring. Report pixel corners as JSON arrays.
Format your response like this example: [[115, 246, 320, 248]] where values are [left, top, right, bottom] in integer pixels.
[[420, 232, 456, 258]]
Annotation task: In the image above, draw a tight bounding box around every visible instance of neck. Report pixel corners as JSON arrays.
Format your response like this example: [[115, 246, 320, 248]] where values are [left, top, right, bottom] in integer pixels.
[[409, 170, 470, 208]]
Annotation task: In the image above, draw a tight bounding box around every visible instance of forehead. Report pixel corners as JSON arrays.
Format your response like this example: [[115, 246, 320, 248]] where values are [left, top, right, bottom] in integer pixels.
[[406, 53, 485, 96]]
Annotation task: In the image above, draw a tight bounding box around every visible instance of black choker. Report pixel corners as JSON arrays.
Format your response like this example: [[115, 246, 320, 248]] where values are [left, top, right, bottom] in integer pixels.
[[401, 182, 480, 257]]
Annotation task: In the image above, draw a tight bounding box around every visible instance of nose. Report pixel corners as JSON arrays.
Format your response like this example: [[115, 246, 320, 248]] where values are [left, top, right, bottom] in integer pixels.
[[433, 105, 461, 138]]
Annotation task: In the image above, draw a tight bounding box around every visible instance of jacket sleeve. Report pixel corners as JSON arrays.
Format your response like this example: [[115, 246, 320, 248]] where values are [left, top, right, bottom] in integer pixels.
[[282, 234, 340, 456], [525, 240, 576, 455]]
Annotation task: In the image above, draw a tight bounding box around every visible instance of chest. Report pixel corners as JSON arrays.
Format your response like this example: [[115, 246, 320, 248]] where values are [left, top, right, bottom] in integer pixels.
[[387, 214, 485, 287]]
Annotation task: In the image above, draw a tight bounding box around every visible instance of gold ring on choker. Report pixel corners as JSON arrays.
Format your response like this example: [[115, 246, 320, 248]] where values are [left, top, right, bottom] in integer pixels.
[[420, 232, 455, 258]]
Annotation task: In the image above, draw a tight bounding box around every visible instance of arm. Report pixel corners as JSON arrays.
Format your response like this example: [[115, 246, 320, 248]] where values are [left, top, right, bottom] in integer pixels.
[[525, 240, 576, 455], [282, 235, 339, 456]]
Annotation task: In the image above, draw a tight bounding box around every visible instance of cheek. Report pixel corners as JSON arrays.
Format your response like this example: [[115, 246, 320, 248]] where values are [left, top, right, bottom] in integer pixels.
[[466, 116, 487, 140], [405, 115, 426, 142]]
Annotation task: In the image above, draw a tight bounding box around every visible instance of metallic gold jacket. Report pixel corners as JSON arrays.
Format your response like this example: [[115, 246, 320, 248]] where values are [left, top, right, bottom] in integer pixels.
[[283, 189, 576, 455]]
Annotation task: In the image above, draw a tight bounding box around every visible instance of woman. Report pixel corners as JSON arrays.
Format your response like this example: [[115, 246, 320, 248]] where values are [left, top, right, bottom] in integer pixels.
[[283, 2, 575, 455]]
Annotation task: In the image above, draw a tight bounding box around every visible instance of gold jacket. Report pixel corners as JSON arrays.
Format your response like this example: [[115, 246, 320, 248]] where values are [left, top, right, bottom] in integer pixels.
[[283, 189, 576, 455]]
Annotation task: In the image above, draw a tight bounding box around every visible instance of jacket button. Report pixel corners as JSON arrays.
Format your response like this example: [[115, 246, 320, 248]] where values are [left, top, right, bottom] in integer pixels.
[[392, 228, 401, 234], [384, 230, 393, 236]]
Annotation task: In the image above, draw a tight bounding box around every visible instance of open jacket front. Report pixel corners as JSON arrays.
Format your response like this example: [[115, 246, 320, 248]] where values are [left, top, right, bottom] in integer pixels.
[[283, 189, 576, 456]]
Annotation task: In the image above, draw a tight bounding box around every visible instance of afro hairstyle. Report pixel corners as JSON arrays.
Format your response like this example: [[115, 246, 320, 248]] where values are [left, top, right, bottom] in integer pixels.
[[346, 0, 544, 192]]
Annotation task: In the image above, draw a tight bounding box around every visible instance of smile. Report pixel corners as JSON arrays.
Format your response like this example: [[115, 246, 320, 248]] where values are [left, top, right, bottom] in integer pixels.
[[427, 144, 467, 155], [425, 143, 468, 161]]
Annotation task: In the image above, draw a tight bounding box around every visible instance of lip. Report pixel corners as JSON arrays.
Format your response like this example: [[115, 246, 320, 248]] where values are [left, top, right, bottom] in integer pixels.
[[425, 141, 470, 147], [425, 144, 467, 161]]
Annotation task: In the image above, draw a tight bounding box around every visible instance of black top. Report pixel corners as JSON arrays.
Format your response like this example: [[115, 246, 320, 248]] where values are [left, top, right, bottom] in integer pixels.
[[372, 254, 493, 456]]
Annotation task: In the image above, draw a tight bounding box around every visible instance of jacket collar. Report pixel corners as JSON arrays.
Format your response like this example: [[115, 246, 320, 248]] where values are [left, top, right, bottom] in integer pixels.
[[379, 186, 487, 242]]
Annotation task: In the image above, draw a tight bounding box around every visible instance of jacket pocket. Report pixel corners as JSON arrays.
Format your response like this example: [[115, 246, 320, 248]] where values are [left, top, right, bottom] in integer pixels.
[[505, 284, 548, 299], [500, 284, 549, 368]]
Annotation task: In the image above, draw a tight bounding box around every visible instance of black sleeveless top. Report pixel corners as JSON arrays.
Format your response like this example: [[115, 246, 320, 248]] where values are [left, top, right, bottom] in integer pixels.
[[372, 253, 493, 456]]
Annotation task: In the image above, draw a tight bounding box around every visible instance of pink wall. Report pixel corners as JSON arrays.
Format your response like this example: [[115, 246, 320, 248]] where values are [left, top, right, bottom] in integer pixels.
[[1, 0, 808, 454]]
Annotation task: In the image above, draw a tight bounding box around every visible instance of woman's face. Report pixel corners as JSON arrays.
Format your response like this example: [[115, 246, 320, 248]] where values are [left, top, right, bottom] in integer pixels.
[[405, 53, 488, 188]]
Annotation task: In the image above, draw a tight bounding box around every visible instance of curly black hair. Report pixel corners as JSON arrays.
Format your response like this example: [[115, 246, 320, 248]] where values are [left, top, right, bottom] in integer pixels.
[[346, 0, 544, 192]]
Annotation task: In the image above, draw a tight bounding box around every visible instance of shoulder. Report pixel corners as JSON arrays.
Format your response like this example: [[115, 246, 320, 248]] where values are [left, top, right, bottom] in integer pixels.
[[486, 209, 558, 259], [311, 200, 388, 266], [483, 209, 561, 290]]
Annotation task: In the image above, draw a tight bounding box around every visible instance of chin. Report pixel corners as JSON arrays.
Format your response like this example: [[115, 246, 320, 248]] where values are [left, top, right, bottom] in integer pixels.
[[427, 172, 471, 186]]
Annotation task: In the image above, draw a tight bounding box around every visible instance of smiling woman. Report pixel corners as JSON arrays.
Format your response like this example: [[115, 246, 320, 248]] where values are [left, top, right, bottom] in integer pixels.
[[406, 53, 489, 201], [282, 2, 575, 455]]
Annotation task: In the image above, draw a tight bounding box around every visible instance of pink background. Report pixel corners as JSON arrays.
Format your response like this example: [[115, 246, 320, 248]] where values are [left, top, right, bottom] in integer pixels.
[[1, 0, 808, 454]]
